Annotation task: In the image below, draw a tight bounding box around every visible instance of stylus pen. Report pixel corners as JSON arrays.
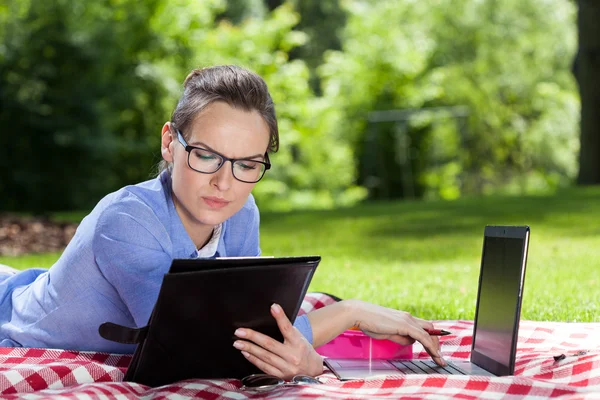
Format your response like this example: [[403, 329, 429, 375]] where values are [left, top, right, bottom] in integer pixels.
[[425, 328, 452, 336]]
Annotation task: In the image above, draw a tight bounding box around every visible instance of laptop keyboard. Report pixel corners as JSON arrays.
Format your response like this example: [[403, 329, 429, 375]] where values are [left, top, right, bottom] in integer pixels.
[[389, 360, 468, 375]]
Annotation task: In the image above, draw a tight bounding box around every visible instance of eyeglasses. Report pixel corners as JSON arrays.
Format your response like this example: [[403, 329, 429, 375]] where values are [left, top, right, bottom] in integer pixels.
[[240, 373, 322, 392], [175, 129, 271, 183]]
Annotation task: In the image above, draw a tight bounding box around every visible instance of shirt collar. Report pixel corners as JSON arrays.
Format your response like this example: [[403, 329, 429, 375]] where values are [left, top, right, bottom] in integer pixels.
[[160, 171, 198, 259], [197, 223, 222, 258]]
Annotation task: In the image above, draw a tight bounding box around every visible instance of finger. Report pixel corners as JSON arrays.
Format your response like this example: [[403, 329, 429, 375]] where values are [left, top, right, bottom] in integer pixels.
[[431, 335, 441, 351], [426, 333, 443, 362], [367, 322, 445, 366], [412, 318, 443, 357], [426, 350, 446, 366], [390, 331, 447, 367], [234, 326, 288, 359], [407, 324, 447, 367], [238, 349, 285, 378], [270, 303, 302, 343], [233, 338, 289, 375]]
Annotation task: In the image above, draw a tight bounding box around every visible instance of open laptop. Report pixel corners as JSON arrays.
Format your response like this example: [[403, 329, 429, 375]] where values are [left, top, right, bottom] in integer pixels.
[[325, 226, 530, 379]]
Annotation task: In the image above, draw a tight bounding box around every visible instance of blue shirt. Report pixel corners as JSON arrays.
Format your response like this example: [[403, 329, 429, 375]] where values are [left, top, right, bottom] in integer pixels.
[[0, 172, 312, 353]]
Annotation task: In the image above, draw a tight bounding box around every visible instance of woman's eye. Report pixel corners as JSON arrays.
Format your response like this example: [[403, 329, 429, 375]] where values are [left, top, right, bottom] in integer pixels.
[[238, 162, 258, 170], [195, 151, 217, 161]]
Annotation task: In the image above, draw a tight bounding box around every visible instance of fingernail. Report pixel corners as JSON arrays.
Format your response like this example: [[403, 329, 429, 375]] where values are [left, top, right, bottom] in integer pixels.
[[241, 351, 250, 358], [235, 329, 246, 337], [271, 303, 281, 314], [233, 341, 244, 350]]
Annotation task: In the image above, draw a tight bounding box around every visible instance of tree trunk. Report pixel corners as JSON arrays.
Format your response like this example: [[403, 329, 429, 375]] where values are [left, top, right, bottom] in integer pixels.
[[575, 0, 600, 185]]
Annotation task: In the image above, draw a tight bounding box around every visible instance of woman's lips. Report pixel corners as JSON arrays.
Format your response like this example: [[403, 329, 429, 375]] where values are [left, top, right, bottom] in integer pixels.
[[202, 196, 230, 209]]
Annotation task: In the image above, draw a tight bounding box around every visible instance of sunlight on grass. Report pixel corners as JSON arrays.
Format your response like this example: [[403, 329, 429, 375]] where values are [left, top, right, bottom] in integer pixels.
[[0, 253, 61, 270], [2, 186, 599, 322], [260, 187, 600, 322]]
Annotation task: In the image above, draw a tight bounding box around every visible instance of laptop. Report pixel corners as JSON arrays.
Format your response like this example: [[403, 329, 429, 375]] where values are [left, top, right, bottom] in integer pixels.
[[325, 226, 530, 379]]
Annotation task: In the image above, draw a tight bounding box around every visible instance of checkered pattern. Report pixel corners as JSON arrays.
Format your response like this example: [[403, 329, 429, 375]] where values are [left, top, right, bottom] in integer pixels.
[[298, 291, 340, 316], [0, 293, 598, 399]]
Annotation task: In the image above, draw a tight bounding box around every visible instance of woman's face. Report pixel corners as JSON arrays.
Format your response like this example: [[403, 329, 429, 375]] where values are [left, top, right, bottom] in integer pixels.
[[161, 101, 270, 241]]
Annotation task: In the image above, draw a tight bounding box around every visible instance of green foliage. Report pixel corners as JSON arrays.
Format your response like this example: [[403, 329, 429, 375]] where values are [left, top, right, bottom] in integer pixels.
[[0, 0, 171, 212], [164, 2, 364, 210], [0, 0, 362, 213], [286, 0, 346, 92], [319, 0, 579, 200], [0, 0, 583, 212]]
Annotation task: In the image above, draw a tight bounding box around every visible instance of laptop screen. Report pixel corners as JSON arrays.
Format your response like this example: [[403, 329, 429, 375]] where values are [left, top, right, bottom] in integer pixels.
[[471, 227, 529, 376]]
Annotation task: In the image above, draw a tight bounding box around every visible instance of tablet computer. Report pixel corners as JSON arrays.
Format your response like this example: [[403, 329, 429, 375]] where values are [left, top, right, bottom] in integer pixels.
[[100, 255, 320, 387]]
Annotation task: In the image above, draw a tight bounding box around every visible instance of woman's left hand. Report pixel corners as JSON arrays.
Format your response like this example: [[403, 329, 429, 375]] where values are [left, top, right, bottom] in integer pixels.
[[233, 303, 324, 379], [346, 300, 446, 366]]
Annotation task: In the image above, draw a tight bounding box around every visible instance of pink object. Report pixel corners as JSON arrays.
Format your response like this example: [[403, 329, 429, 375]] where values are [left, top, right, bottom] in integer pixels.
[[316, 329, 413, 359]]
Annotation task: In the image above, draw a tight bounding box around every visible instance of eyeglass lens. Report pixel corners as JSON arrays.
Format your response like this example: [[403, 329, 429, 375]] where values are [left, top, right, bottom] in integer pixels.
[[292, 375, 322, 384], [188, 148, 266, 182], [241, 374, 321, 390], [241, 374, 284, 388]]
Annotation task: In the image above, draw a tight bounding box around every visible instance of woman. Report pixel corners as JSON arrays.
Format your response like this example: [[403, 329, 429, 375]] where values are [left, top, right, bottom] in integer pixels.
[[0, 65, 446, 379]]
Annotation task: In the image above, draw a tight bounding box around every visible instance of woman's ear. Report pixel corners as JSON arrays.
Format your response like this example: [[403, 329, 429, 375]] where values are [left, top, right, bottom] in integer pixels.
[[161, 122, 175, 163]]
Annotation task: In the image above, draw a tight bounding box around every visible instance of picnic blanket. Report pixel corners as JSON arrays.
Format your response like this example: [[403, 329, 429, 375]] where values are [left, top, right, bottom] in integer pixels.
[[0, 293, 598, 399]]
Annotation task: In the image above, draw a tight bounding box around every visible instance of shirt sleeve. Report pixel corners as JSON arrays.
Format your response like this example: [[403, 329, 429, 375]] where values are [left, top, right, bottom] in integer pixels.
[[293, 314, 313, 345], [92, 197, 172, 327]]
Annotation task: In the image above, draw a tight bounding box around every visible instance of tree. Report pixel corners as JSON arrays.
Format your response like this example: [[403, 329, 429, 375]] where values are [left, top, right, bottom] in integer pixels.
[[0, 0, 363, 213], [218, 0, 346, 93], [179, 2, 364, 210], [319, 0, 579, 200], [575, 0, 600, 185], [0, 0, 171, 213]]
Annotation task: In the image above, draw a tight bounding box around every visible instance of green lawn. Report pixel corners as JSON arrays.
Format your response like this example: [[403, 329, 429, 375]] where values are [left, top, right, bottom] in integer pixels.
[[2, 186, 599, 322], [261, 186, 600, 322]]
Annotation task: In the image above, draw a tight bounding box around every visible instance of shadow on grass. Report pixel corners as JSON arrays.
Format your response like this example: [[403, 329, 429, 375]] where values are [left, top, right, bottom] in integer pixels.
[[261, 186, 600, 240], [49, 185, 600, 241]]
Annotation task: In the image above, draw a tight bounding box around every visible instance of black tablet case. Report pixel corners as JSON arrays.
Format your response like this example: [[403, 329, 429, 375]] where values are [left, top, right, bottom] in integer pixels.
[[98, 256, 320, 387]]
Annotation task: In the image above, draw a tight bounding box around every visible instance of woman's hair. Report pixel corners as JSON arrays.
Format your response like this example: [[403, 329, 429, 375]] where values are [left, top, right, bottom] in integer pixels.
[[158, 65, 279, 174]]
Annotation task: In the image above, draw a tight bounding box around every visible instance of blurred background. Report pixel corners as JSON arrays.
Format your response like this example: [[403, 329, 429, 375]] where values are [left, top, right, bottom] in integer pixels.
[[1, 0, 597, 214], [1, 0, 599, 321]]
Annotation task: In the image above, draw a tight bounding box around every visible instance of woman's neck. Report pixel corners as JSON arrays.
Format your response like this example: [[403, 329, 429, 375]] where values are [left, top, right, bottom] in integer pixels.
[[172, 195, 215, 250], [196, 229, 214, 250]]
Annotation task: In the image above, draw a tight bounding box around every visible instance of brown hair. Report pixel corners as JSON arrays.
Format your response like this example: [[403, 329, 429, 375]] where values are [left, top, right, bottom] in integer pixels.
[[158, 65, 279, 174]]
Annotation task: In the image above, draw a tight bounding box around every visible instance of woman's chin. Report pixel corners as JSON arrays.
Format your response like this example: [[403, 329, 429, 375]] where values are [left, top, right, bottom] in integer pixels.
[[194, 209, 230, 227]]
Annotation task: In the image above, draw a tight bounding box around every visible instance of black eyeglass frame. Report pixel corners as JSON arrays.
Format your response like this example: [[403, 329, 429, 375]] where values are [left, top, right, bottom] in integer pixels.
[[175, 129, 271, 184]]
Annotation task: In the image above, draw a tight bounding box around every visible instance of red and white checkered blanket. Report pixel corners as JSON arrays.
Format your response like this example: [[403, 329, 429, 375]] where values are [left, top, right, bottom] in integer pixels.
[[0, 293, 599, 399]]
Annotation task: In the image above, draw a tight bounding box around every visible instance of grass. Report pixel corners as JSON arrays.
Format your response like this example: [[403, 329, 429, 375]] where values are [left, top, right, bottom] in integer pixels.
[[2, 186, 599, 322], [261, 186, 600, 322]]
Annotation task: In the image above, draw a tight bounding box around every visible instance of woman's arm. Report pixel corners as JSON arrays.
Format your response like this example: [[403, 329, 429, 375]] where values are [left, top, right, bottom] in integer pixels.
[[308, 299, 444, 364], [93, 199, 173, 327], [235, 300, 446, 379], [306, 300, 355, 348]]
